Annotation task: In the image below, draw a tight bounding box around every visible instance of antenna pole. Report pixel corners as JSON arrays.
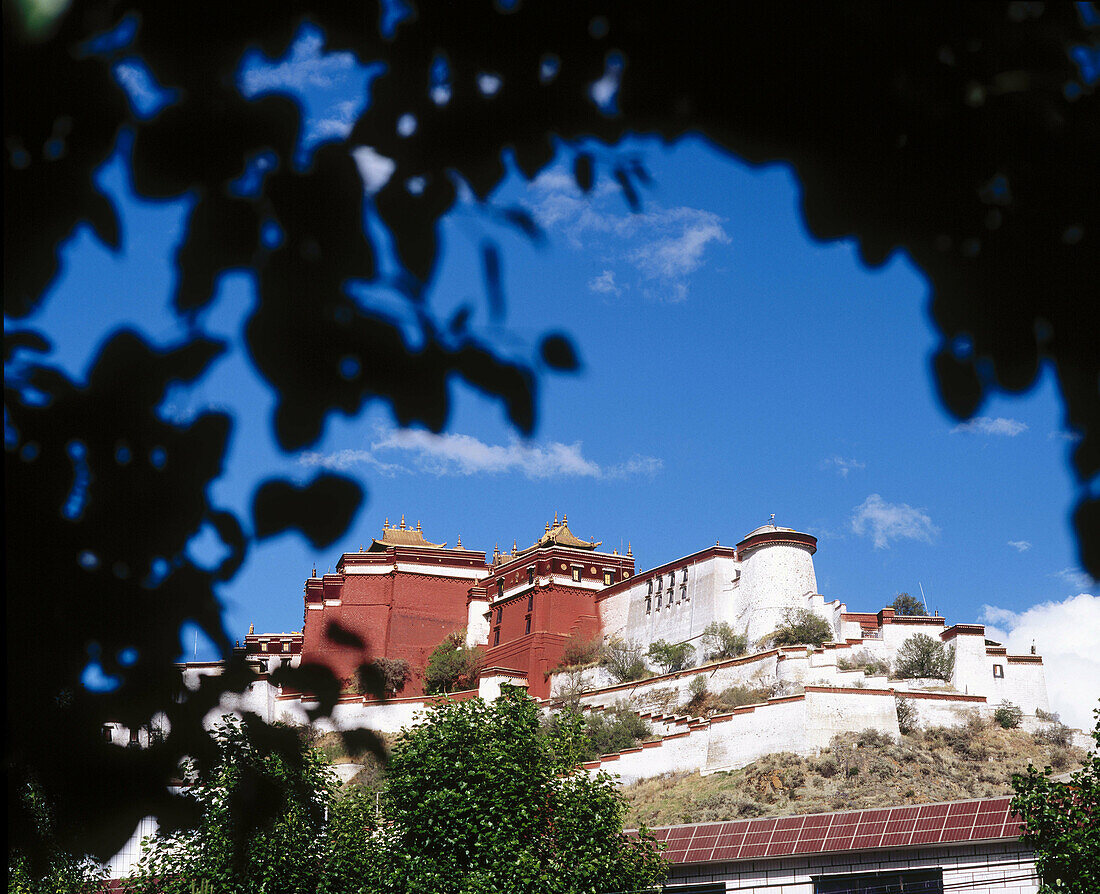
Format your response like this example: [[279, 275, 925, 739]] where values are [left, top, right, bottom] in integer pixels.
[[918, 582, 929, 614]]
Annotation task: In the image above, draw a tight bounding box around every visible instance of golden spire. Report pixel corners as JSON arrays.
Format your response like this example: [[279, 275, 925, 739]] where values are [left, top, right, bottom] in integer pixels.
[[554, 511, 558, 526], [248, 623, 254, 635], [512, 539, 517, 555], [545, 520, 550, 534], [563, 513, 568, 526], [457, 534, 463, 548], [627, 541, 632, 556], [384, 517, 389, 529], [400, 514, 406, 530], [416, 519, 422, 531]]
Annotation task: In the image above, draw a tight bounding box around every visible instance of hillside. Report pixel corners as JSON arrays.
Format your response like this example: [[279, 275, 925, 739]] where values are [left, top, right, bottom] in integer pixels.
[[622, 717, 1088, 827]]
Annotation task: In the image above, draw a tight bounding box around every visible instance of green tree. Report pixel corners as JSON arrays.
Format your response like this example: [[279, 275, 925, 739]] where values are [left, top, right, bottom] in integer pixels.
[[1012, 707, 1100, 894], [893, 634, 955, 681], [366, 657, 412, 697], [7, 781, 106, 894], [647, 640, 695, 674], [700, 622, 748, 661], [600, 637, 649, 684], [425, 631, 481, 694], [378, 688, 667, 893], [994, 701, 1024, 729], [127, 717, 377, 894], [770, 609, 834, 648], [891, 593, 926, 616]]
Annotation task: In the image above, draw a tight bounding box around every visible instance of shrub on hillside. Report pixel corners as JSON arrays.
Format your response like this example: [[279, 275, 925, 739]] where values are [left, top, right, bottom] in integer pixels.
[[601, 637, 649, 684], [769, 609, 833, 648], [994, 701, 1024, 729], [688, 675, 709, 702], [647, 639, 695, 674], [557, 633, 603, 669], [542, 706, 651, 762], [715, 685, 771, 710], [359, 657, 411, 696], [893, 633, 955, 681], [425, 631, 480, 694], [1033, 720, 1073, 748], [838, 649, 891, 677], [700, 622, 748, 661], [895, 696, 917, 734]]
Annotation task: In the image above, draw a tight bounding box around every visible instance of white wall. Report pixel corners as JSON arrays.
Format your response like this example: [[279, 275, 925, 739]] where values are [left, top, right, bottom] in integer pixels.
[[737, 542, 818, 645]]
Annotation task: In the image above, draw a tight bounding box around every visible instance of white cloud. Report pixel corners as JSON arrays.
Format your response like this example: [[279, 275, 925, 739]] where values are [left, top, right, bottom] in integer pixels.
[[351, 146, 396, 194], [1007, 540, 1032, 552], [850, 494, 939, 549], [239, 29, 357, 95], [1048, 430, 1083, 442], [526, 169, 730, 302], [307, 100, 361, 141], [1054, 567, 1097, 592], [981, 594, 1100, 732], [950, 416, 1028, 436], [299, 429, 662, 481], [588, 270, 623, 296], [823, 456, 866, 478]]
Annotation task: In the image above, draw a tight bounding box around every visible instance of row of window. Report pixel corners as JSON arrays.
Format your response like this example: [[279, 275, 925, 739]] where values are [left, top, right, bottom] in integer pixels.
[[495, 566, 620, 595], [492, 613, 532, 646], [646, 568, 689, 596], [645, 586, 688, 614]]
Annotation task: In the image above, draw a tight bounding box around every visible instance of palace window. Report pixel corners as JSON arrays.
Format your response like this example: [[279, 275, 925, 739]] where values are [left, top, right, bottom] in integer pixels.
[[493, 627, 500, 646], [527, 566, 535, 584], [496, 607, 503, 623], [101, 725, 113, 743], [682, 568, 688, 582], [497, 579, 504, 598], [645, 595, 652, 613], [603, 570, 614, 586], [993, 664, 1004, 678], [571, 567, 581, 582], [527, 593, 534, 612], [647, 580, 653, 595], [656, 593, 662, 611], [525, 615, 531, 635]]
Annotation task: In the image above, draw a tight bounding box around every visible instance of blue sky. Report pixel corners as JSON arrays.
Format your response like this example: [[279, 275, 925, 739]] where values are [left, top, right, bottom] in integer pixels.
[[19, 24, 1098, 729]]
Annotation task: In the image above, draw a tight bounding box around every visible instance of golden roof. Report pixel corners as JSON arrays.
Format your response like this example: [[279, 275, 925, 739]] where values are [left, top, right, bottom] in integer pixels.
[[368, 517, 446, 550], [523, 514, 600, 552]]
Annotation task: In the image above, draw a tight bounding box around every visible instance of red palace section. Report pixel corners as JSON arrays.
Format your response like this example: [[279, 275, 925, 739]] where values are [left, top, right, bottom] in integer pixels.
[[297, 516, 633, 699]]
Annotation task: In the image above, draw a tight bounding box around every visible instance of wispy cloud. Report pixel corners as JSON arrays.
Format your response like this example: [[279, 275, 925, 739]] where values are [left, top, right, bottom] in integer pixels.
[[1048, 430, 1083, 442], [299, 429, 662, 481], [950, 416, 1027, 437], [588, 270, 623, 296], [982, 594, 1100, 731], [526, 168, 730, 302], [823, 456, 866, 478], [306, 99, 361, 141], [850, 494, 939, 549], [239, 27, 358, 96], [1054, 567, 1097, 592], [1007, 540, 1032, 553]]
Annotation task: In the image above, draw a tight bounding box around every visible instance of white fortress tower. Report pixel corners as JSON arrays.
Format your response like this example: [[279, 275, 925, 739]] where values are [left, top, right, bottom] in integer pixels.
[[735, 523, 819, 645]]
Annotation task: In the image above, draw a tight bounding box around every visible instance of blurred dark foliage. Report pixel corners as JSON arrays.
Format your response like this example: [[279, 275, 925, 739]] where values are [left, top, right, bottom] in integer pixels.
[[4, 0, 1098, 873]]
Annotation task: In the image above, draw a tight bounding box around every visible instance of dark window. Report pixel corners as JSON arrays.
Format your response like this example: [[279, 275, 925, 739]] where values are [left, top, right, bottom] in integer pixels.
[[497, 579, 504, 597], [527, 566, 535, 584], [493, 627, 500, 646], [496, 607, 503, 623], [815, 869, 943, 894], [993, 664, 1004, 678], [647, 580, 653, 595], [128, 727, 140, 746], [682, 568, 688, 582], [657, 575, 663, 590], [524, 615, 531, 635], [646, 595, 652, 613], [102, 725, 113, 743], [527, 593, 534, 611], [571, 567, 581, 582], [656, 593, 662, 610], [603, 570, 614, 586]]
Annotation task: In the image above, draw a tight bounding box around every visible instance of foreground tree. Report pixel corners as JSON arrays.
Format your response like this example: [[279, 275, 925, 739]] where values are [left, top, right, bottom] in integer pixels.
[[6, 1, 1098, 863], [127, 717, 377, 894], [1012, 707, 1100, 894], [424, 631, 481, 694], [891, 593, 926, 616], [377, 687, 667, 894]]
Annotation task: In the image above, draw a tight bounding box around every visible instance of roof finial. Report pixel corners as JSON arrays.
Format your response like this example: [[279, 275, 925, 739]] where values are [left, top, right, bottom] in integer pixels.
[[248, 623, 254, 635], [769, 513, 775, 527], [554, 511, 558, 526], [457, 534, 463, 548], [717, 538, 720, 546], [627, 541, 632, 556], [416, 519, 422, 531], [563, 513, 567, 526], [512, 539, 517, 554], [312, 565, 317, 577], [384, 517, 389, 529], [545, 520, 551, 534], [359, 544, 363, 552], [400, 514, 406, 530]]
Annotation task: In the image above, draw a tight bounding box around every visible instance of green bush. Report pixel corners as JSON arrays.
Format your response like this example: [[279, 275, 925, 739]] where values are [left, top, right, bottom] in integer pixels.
[[646, 639, 695, 674], [557, 633, 604, 669], [425, 631, 481, 694], [688, 675, 709, 701], [994, 701, 1024, 729], [601, 637, 649, 683], [895, 696, 917, 734], [715, 685, 771, 709], [891, 593, 926, 616], [700, 622, 748, 661], [893, 633, 955, 681], [769, 609, 833, 647]]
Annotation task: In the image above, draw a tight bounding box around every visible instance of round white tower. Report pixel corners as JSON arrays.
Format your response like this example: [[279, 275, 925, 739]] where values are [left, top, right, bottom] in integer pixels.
[[735, 523, 819, 645]]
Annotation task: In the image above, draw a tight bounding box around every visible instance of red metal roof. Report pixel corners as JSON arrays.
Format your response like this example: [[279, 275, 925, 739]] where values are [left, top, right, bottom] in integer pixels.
[[650, 797, 1022, 863]]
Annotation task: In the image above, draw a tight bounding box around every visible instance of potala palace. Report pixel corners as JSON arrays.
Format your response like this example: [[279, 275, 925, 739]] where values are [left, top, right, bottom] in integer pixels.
[[149, 515, 1072, 787]]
